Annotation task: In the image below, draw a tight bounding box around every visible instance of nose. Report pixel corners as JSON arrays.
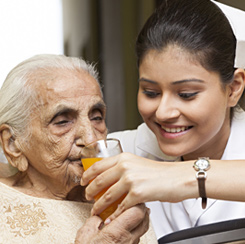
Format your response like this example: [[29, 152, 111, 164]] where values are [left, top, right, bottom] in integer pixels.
[[155, 95, 180, 121], [75, 122, 99, 148]]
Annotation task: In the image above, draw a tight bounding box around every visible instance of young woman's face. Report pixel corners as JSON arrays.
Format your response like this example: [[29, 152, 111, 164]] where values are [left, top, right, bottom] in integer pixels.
[[138, 46, 232, 160]]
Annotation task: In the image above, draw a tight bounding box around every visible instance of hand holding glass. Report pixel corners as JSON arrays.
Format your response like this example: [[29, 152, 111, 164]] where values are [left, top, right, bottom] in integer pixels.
[[81, 138, 123, 221]]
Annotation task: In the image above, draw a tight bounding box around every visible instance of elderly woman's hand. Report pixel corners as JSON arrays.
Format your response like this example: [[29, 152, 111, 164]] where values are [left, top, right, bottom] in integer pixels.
[[74, 204, 149, 244]]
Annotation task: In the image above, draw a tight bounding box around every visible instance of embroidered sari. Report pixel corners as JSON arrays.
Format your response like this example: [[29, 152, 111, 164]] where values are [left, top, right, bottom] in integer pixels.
[[0, 182, 157, 244]]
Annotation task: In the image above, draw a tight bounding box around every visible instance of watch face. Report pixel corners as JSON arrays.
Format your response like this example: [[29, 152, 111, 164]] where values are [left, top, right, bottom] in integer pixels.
[[195, 158, 210, 170]]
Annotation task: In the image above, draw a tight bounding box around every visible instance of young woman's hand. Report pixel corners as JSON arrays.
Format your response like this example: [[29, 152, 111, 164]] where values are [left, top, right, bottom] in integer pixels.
[[81, 152, 195, 222]]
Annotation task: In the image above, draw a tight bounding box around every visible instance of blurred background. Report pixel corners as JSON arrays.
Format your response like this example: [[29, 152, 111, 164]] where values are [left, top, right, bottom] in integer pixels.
[[0, 0, 244, 133]]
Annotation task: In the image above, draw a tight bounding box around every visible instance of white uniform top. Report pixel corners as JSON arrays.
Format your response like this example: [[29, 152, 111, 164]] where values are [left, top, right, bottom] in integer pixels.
[[108, 109, 245, 240]]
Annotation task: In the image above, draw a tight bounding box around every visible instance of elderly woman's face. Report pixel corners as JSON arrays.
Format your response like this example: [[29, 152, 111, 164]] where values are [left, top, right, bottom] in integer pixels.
[[21, 69, 107, 188]]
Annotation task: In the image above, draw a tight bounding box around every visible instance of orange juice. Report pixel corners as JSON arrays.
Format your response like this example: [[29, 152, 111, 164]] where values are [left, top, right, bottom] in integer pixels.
[[82, 157, 102, 171], [82, 157, 125, 221]]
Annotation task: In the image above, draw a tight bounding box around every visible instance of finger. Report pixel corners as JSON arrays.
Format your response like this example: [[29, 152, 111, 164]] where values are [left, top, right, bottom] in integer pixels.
[[103, 192, 142, 224], [75, 215, 103, 243], [90, 178, 128, 216], [131, 206, 150, 241], [111, 204, 148, 232], [85, 164, 122, 201], [81, 155, 118, 186]]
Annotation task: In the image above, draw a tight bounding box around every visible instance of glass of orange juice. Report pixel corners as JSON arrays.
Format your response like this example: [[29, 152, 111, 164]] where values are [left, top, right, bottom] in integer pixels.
[[81, 138, 123, 221]]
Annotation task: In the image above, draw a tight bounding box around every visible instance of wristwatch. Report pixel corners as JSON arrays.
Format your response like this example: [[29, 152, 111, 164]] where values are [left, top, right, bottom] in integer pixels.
[[193, 157, 210, 209]]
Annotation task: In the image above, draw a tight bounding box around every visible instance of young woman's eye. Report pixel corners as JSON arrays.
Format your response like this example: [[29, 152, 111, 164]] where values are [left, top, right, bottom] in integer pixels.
[[142, 90, 160, 98], [179, 92, 198, 99]]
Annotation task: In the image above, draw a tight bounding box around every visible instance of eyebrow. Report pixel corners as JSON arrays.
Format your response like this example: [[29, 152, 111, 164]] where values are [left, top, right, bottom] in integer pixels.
[[138, 77, 204, 85], [91, 101, 106, 113], [172, 79, 204, 85], [50, 106, 77, 123], [138, 78, 157, 84], [50, 101, 106, 123]]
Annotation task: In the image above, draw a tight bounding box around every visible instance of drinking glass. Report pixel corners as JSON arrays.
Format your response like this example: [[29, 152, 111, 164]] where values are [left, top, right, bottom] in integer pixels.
[[81, 138, 123, 221]]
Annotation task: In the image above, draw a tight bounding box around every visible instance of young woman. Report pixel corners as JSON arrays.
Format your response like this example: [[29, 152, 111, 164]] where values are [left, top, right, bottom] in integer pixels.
[[81, 0, 245, 240]]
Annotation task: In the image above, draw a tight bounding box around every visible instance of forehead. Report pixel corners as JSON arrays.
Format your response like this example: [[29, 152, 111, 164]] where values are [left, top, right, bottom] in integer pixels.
[[140, 46, 206, 75], [30, 69, 103, 123], [34, 68, 101, 100], [142, 46, 198, 66], [139, 46, 223, 87]]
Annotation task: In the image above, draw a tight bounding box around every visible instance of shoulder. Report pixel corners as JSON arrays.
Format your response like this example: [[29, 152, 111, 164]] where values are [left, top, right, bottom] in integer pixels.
[[230, 108, 245, 138]]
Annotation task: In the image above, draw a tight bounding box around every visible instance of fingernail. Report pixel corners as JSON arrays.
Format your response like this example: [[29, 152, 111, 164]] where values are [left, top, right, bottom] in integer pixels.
[[104, 218, 111, 225], [98, 222, 104, 230]]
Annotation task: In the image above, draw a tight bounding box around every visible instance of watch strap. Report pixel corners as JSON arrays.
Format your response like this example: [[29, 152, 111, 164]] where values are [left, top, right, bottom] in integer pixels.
[[194, 157, 210, 209], [196, 171, 207, 209]]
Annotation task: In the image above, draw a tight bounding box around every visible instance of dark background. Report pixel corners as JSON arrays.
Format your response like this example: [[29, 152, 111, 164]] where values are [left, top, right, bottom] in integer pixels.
[[63, 0, 245, 133]]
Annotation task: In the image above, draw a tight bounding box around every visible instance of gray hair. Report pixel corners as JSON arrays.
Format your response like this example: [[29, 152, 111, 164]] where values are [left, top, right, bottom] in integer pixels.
[[0, 54, 101, 146]]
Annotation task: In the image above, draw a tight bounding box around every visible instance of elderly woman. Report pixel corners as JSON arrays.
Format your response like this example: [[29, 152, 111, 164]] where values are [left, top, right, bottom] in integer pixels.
[[0, 54, 156, 243]]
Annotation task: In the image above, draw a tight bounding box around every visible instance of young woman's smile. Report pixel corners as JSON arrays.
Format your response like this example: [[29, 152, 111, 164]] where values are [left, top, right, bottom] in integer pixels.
[[157, 124, 193, 139], [137, 46, 232, 160]]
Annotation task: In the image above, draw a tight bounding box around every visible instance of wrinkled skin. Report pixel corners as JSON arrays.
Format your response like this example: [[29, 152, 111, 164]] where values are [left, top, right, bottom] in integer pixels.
[[0, 68, 107, 199], [0, 67, 151, 244], [75, 204, 149, 244]]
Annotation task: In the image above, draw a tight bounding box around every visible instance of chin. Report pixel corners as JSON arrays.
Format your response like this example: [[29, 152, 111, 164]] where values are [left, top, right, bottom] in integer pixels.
[[64, 171, 82, 188], [158, 144, 183, 157], [72, 175, 82, 184]]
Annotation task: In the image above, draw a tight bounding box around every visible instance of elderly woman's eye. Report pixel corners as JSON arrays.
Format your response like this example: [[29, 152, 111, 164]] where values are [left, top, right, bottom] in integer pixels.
[[55, 120, 69, 125], [52, 115, 72, 126], [92, 116, 101, 120], [91, 110, 104, 121], [91, 115, 103, 121]]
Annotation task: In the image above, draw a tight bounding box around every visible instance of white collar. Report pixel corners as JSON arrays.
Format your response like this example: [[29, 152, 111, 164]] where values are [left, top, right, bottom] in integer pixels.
[[222, 108, 245, 160], [135, 123, 180, 162]]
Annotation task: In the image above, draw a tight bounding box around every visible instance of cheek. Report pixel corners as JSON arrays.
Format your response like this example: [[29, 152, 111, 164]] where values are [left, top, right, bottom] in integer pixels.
[[49, 135, 74, 158], [92, 121, 107, 139], [137, 93, 157, 119], [35, 134, 72, 163], [97, 121, 107, 134], [185, 97, 228, 136]]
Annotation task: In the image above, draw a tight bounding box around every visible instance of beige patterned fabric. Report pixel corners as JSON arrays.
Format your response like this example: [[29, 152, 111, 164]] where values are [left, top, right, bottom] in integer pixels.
[[0, 182, 157, 244]]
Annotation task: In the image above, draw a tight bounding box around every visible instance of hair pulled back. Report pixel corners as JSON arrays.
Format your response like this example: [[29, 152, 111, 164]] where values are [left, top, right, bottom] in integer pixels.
[[136, 0, 236, 84]]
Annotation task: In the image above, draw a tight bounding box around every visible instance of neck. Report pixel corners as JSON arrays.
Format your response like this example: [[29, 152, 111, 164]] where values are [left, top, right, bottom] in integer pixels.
[[4, 166, 86, 201]]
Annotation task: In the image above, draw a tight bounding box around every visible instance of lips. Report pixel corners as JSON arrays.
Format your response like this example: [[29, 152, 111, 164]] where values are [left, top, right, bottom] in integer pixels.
[[69, 157, 83, 166], [161, 125, 192, 133]]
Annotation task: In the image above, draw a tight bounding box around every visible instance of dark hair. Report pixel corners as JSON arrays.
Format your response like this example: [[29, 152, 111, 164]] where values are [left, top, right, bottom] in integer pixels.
[[136, 0, 236, 84]]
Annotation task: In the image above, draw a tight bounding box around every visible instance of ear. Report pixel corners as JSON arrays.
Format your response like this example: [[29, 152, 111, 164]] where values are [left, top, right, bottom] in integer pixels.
[[228, 68, 245, 107], [0, 124, 28, 172]]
